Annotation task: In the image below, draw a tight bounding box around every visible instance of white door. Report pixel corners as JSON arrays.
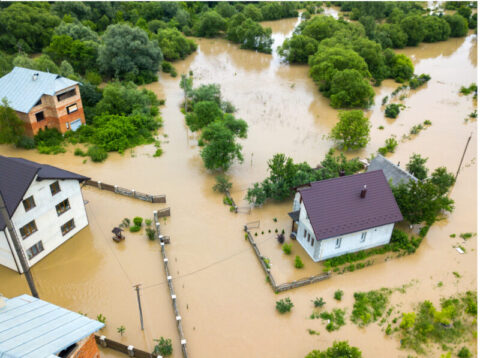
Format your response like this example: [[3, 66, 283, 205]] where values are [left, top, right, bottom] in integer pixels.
[[70, 119, 82, 131]]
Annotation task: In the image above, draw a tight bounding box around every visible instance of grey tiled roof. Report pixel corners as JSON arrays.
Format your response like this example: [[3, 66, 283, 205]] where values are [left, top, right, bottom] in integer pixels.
[[0, 67, 78, 113], [298, 170, 403, 241], [367, 154, 418, 187], [0, 156, 89, 230]]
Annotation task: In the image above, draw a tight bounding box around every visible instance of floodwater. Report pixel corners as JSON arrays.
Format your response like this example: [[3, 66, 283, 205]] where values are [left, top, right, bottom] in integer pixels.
[[0, 14, 477, 358]]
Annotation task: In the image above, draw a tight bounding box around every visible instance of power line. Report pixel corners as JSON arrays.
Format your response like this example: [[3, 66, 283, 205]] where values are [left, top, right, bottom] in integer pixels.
[[143, 234, 276, 291]]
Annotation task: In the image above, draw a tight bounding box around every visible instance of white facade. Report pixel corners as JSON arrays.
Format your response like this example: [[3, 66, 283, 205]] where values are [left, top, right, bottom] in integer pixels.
[[292, 193, 395, 262], [0, 176, 88, 273]]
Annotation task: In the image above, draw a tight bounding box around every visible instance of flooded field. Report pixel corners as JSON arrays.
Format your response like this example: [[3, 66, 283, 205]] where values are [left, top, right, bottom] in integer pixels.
[[0, 14, 477, 358]]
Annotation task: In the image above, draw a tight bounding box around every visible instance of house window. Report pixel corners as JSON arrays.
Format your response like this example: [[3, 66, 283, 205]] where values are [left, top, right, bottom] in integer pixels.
[[22, 196, 36, 212], [50, 181, 61, 195], [20, 220, 37, 239], [26, 241, 44, 260], [56, 199, 71, 216], [335, 238, 342, 249], [304, 229, 307, 238], [66, 103, 78, 114], [61, 219, 75, 236], [35, 111, 45, 122], [57, 88, 76, 102], [360, 232, 367, 242], [311, 238, 314, 247]]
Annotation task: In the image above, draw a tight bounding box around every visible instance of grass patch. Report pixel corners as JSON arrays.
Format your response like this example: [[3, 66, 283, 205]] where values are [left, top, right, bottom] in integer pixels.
[[351, 288, 392, 327]]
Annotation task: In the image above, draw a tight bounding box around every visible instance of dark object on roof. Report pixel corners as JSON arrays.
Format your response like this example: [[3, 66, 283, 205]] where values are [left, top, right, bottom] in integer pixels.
[[288, 210, 300, 222], [0, 156, 89, 231], [298, 170, 403, 241], [367, 154, 418, 187]]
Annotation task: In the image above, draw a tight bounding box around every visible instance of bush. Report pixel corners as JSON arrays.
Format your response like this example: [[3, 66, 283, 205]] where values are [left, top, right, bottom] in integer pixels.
[[294, 255, 304, 268], [16, 136, 36, 149], [351, 288, 391, 327], [129, 225, 141, 233], [282, 243, 292, 255], [74, 148, 87, 156], [334, 290, 344, 301], [133, 217, 143, 227], [306, 341, 362, 358], [385, 103, 402, 118], [276, 298, 294, 313], [152, 337, 172, 356], [319, 309, 346, 332], [458, 347, 472, 358], [313, 297, 326, 308], [87, 145, 107, 162], [146, 227, 156, 240], [378, 137, 398, 155], [153, 148, 163, 157]]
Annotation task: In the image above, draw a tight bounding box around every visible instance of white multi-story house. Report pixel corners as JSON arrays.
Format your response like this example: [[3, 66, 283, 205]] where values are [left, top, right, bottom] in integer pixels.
[[0, 156, 89, 273], [288, 170, 403, 262]]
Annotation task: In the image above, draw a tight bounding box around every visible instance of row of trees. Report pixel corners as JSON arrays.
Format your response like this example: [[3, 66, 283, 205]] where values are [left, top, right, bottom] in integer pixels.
[[180, 75, 248, 171]]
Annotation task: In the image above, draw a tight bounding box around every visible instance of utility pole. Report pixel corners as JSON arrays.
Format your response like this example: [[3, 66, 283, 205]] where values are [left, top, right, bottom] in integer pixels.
[[133, 284, 144, 330], [0, 193, 39, 298], [455, 132, 472, 181]]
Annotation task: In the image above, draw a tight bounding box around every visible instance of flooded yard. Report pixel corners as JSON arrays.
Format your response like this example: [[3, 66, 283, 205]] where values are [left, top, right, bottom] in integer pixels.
[[0, 14, 477, 358]]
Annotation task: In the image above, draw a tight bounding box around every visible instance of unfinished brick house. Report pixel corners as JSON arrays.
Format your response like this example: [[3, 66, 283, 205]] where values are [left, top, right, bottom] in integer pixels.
[[0, 67, 86, 136]]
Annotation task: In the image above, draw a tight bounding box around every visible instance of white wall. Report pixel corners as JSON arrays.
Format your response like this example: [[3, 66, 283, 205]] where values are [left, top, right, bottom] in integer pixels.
[[318, 223, 394, 261], [0, 176, 88, 272], [0, 230, 19, 272]]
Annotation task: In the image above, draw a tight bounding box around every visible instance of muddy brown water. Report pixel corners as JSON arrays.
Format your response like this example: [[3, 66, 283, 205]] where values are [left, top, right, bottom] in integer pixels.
[[0, 15, 477, 358]]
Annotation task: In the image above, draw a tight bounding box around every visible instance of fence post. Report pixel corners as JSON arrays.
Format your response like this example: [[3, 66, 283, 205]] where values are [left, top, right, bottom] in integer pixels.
[[127, 345, 134, 357], [114, 185, 118, 193], [132, 189, 136, 198], [97, 181, 102, 190], [99, 335, 107, 348]]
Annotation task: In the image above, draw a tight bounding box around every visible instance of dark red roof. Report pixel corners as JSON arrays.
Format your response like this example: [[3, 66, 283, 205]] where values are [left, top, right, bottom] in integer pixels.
[[298, 170, 403, 241]]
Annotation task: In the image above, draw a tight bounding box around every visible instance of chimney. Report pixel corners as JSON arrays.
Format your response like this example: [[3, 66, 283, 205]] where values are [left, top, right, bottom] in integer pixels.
[[339, 169, 345, 177], [360, 185, 367, 198], [32, 73, 38, 81]]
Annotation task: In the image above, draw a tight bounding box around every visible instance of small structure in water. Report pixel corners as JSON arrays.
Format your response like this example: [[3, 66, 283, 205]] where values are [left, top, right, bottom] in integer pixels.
[[112, 227, 125, 242], [0, 294, 104, 358], [288, 170, 403, 262], [0, 156, 89, 273]]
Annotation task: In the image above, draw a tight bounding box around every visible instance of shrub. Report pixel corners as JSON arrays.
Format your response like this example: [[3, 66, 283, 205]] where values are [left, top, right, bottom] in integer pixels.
[[16, 136, 36, 149], [97, 313, 106, 324], [458, 347, 472, 358], [153, 337, 172, 356], [319, 309, 346, 332], [212, 175, 232, 194], [153, 148, 163, 157], [145, 219, 152, 226], [351, 288, 391, 327], [282, 243, 292, 255], [129, 225, 141, 233], [276, 298, 294, 313], [334, 290, 344, 301], [87, 145, 107, 162], [313, 297, 326, 308], [378, 137, 398, 155], [146, 227, 156, 240], [277, 233, 285, 244], [306, 341, 362, 358], [133, 217, 143, 226], [385, 103, 402, 118], [294, 255, 304, 269], [74, 148, 87, 156], [120, 218, 130, 228]]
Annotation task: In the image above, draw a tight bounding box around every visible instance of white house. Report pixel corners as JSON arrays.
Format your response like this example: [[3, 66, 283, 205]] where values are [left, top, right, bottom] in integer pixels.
[[288, 170, 403, 262], [0, 156, 89, 273]]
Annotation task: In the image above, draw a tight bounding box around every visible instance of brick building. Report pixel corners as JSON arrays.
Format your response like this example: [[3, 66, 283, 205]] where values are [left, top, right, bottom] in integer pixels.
[[0, 67, 86, 136], [0, 294, 104, 358]]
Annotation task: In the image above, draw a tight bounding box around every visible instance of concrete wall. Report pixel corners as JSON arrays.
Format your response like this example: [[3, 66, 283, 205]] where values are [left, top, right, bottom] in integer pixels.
[[0, 176, 89, 272], [292, 192, 395, 262], [18, 84, 85, 136]]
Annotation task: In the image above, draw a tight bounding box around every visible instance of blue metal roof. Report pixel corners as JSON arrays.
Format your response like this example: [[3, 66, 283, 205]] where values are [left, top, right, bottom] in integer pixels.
[[0, 295, 104, 358], [0, 67, 78, 113]]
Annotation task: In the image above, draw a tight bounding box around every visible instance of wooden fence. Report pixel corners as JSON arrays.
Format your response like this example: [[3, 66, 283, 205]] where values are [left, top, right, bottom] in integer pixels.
[[95, 335, 157, 358], [243, 227, 330, 293], [154, 211, 188, 358], [84, 180, 166, 203]]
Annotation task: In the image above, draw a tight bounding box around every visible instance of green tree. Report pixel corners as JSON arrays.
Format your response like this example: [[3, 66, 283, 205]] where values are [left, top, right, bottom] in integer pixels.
[[430, 167, 455, 195], [278, 34, 319, 64], [54, 21, 99, 42], [359, 15, 376, 39], [388, 53, 414, 82], [97, 24, 163, 83], [199, 120, 246, 171], [0, 98, 24, 144], [226, 17, 273, 53], [45, 35, 99, 74], [375, 23, 408, 49], [193, 11, 227, 38], [152, 337, 172, 357], [352, 38, 388, 83], [423, 16, 451, 42], [400, 15, 425, 46], [242, 4, 263, 22], [329, 69, 375, 108], [0, 3, 61, 53], [331, 110, 370, 150], [186, 101, 223, 131], [155, 28, 197, 61], [406, 153, 428, 180], [0, 51, 13, 77], [212, 174, 232, 193], [306, 341, 362, 358], [301, 16, 343, 42], [444, 14, 469, 37], [191, 84, 221, 105], [215, 2, 237, 18], [59, 60, 74, 78]]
